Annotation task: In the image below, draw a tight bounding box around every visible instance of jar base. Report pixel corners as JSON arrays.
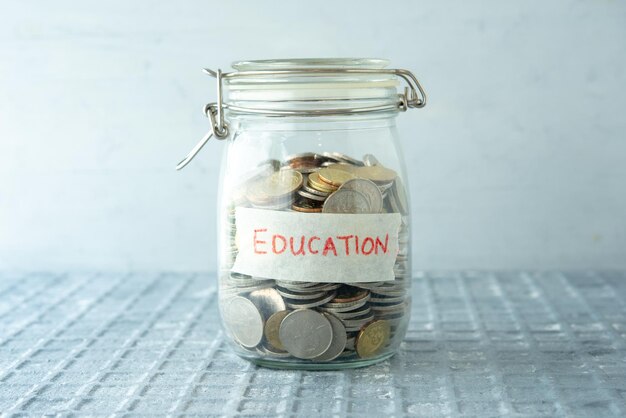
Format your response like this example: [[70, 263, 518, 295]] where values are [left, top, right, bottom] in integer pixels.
[[241, 351, 396, 371]]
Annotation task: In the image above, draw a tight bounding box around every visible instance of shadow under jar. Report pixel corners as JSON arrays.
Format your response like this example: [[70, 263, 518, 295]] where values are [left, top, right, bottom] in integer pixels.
[[179, 58, 427, 369]]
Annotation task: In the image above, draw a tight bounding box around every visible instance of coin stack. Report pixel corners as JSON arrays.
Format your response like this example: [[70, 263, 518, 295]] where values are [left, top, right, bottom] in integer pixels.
[[220, 152, 410, 363], [222, 205, 238, 270]]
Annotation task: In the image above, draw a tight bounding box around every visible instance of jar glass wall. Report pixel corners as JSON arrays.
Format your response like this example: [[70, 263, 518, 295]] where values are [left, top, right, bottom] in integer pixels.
[[204, 59, 422, 370]]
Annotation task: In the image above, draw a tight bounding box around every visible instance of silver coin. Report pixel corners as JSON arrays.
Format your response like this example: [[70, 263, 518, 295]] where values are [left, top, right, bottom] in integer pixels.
[[393, 268, 409, 277], [221, 283, 274, 296], [285, 291, 336, 309], [303, 184, 330, 197], [285, 152, 321, 159], [223, 275, 274, 290], [368, 282, 406, 291], [370, 301, 408, 313], [352, 282, 387, 290], [380, 315, 407, 327], [362, 154, 380, 166], [397, 247, 409, 257], [222, 296, 264, 348], [279, 309, 333, 359], [276, 287, 327, 300], [287, 165, 320, 174], [394, 259, 409, 270], [341, 312, 375, 328], [240, 160, 280, 185], [313, 314, 347, 362], [248, 288, 286, 318], [322, 189, 371, 214], [388, 194, 400, 214], [321, 160, 347, 167], [259, 158, 282, 170], [229, 271, 250, 280], [376, 282, 410, 292], [345, 336, 356, 351], [277, 281, 340, 292], [373, 311, 406, 323], [323, 151, 364, 166], [250, 197, 295, 210], [328, 305, 372, 320], [339, 179, 383, 213], [336, 350, 358, 359], [377, 180, 394, 191], [371, 281, 408, 290], [321, 295, 371, 312], [257, 344, 291, 358], [297, 189, 327, 202], [369, 294, 406, 304], [391, 177, 409, 215], [370, 288, 406, 297], [370, 302, 405, 313], [276, 280, 321, 287]]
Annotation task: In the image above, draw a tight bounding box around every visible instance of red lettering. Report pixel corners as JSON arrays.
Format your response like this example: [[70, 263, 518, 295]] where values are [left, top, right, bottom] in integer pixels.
[[290, 236, 306, 256], [375, 234, 389, 254], [254, 231, 388, 257], [362, 237, 375, 255], [272, 234, 287, 254], [322, 237, 338, 256], [308, 236, 320, 254], [254, 229, 267, 254], [336, 235, 353, 256]]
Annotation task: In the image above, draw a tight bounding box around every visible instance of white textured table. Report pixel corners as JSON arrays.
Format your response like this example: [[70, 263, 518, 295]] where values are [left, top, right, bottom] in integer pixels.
[[0, 272, 625, 417]]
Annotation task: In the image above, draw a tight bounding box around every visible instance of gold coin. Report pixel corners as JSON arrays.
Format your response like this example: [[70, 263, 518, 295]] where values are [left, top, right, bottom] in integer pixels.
[[355, 320, 390, 358], [355, 165, 397, 183], [318, 168, 357, 187], [264, 310, 290, 351], [308, 172, 338, 193], [325, 163, 360, 174], [247, 170, 303, 201], [259, 170, 303, 197]]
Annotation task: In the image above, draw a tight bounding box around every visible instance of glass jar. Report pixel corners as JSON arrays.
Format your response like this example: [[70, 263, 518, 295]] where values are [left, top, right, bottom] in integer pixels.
[[177, 58, 426, 369]]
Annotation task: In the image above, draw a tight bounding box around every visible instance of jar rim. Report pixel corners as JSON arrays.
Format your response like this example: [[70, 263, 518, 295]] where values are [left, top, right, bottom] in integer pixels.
[[231, 58, 390, 71]]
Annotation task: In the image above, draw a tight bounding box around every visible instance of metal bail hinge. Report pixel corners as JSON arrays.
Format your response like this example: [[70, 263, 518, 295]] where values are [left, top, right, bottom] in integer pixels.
[[176, 69, 229, 171], [211, 69, 229, 138]]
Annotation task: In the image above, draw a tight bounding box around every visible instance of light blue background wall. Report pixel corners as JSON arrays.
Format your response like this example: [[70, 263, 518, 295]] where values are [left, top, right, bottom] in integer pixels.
[[1, 0, 625, 271]]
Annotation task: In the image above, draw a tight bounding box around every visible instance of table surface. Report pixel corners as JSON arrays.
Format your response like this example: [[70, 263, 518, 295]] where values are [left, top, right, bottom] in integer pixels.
[[0, 272, 625, 417]]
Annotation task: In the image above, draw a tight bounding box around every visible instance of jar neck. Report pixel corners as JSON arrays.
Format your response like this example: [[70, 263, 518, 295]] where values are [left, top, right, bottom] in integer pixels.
[[226, 112, 398, 132]]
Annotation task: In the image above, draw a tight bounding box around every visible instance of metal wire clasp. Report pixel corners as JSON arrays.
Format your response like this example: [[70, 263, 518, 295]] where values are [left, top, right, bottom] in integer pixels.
[[176, 66, 427, 170], [175, 70, 229, 170]]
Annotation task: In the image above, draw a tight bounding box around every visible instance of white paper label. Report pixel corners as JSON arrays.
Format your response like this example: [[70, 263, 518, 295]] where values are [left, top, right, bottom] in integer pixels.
[[232, 207, 401, 283]]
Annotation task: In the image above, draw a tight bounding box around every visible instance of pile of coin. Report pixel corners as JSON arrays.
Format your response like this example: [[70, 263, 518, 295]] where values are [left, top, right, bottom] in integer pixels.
[[219, 152, 410, 363]]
